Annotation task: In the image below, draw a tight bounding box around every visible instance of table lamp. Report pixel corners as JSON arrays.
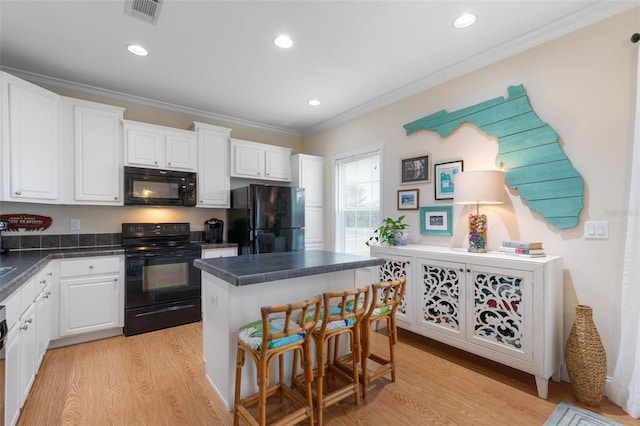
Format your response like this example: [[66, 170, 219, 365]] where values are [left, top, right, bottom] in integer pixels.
[[453, 170, 505, 252]]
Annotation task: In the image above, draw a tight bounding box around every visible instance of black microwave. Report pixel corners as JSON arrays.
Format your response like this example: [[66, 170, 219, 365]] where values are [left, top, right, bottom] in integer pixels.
[[124, 166, 197, 207]]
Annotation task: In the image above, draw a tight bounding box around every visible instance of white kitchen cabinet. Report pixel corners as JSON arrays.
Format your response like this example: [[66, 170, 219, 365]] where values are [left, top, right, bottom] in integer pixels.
[[370, 245, 563, 399], [60, 97, 125, 205], [34, 262, 55, 368], [291, 154, 325, 250], [193, 122, 231, 208], [1, 71, 60, 203], [230, 138, 292, 181], [5, 318, 21, 426], [58, 256, 124, 337], [3, 275, 40, 426], [201, 246, 238, 258], [123, 120, 197, 171]]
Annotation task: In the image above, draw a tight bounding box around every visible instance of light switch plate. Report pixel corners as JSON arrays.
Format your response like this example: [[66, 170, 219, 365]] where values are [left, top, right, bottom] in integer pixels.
[[70, 219, 81, 231], [584, 220, 608, 239]]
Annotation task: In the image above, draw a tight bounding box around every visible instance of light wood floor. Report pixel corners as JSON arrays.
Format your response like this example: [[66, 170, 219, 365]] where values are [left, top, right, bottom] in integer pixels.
[[17, 322, 639, 426]]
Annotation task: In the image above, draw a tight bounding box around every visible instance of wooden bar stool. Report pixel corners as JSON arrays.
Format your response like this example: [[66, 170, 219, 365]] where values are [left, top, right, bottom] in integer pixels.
[[334, 276, 406, 400], [234, 295, 322, 426], [293, 286, 370, 425]]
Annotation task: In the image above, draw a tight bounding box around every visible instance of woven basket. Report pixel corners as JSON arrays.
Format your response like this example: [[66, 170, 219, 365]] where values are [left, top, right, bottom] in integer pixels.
[[565, 305, 607, 407]]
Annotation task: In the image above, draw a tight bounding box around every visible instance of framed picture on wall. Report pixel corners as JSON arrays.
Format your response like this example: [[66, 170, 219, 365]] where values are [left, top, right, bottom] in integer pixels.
[[434, 160, 464, 200], [397, 189, 419, 210], [401, 154, 430, 184], [420, 206, 453, 235]]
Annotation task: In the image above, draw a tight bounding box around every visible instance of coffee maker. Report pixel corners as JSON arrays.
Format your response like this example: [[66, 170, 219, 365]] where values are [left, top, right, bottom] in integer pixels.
[[204, 218, 224, 243]]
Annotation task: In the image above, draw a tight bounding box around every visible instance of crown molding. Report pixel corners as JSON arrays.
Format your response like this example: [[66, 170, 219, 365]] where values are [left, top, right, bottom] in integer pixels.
[[0, 67, 301, 138], [302, 1, 638, 136]]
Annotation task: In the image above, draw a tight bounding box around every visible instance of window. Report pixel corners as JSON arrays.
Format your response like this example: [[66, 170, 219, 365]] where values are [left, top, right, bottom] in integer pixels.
[[335, 148, 381, 255]]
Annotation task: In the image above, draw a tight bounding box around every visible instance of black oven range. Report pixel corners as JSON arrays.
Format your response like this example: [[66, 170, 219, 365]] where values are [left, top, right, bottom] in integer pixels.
[[122, 222, 201, 336]]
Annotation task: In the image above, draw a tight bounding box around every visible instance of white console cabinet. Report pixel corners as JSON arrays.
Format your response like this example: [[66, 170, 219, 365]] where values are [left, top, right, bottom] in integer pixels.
[[369, 244, 563, 399]]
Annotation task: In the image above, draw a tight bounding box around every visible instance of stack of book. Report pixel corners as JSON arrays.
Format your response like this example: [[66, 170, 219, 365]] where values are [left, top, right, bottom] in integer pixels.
[[498, 241, 546, 257]]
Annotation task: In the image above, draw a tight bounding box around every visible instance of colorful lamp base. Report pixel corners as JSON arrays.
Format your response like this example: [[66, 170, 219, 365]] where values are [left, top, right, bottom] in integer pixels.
[[468, 213, 487, 253]]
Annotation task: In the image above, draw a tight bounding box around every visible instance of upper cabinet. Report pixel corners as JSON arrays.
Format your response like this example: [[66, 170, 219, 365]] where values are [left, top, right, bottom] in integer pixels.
[[230, 138, 291, 182], [1, 72, 60, 203], [123, 120, 197, 171], [194, 122, 231, 208], [60, 97, 125, 205]]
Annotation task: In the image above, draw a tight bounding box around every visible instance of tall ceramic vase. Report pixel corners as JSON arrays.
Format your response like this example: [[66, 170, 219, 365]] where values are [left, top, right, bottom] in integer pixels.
[[564, 305, 607, 407]]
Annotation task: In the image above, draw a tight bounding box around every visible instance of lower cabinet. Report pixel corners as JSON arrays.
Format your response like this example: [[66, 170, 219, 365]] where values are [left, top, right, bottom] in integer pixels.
[[4, 275, 45, 426], [58, 256, 124, 337], [370, 244, 563, 399]]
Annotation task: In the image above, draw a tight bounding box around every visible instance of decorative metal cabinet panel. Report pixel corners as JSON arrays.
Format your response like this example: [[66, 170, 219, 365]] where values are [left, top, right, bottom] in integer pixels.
[[376, 254, 412, 326], [466, 264, 533, 363], [414, 258, 465, 339], [370, 244, 562, 400]]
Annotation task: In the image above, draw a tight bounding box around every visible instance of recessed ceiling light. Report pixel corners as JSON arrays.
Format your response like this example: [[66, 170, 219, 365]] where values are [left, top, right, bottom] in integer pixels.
[[308, 99, 320, 106], [126, 44, 149, 56], [273, 34, 293, 49], [453, 13, 477, 29]]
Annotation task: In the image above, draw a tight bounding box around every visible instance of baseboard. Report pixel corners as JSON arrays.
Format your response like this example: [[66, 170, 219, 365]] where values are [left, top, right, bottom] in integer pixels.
[[49, 327, 123, 349], [559, 362, 614, 399]]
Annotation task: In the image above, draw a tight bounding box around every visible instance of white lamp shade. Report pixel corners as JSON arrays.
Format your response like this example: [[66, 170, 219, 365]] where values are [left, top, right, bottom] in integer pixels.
[[453, 170, 505, 205]]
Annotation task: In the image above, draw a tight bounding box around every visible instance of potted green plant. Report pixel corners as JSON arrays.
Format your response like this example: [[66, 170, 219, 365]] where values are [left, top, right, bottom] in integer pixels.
[[366, 215, 409, 246]]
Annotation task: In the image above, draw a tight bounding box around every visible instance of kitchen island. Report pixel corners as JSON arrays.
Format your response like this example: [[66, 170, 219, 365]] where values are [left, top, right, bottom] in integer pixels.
[[194, 250, 383, 410]]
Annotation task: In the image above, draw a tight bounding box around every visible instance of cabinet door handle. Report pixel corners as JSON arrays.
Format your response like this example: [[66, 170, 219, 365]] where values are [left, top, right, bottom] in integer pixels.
[[21, 324, 29, 331], [459, 268, 464, 272], [154, 161, 158, 165], [47, 272, 53, 276], [114, 196, 119, 200], [25, 318, 33, 324], [168, 162, 172, 166], [14, 191, 22, 196], [40, 279, 46, 284], [466, 268, 471, 273]]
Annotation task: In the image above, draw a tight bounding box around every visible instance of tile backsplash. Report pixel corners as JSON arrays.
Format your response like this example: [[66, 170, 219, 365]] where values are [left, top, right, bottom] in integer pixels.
[[2, 231, 206, 250]]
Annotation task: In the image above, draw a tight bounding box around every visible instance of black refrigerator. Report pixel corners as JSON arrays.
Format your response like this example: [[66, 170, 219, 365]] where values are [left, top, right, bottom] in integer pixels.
[[228, 184, 305, 255]]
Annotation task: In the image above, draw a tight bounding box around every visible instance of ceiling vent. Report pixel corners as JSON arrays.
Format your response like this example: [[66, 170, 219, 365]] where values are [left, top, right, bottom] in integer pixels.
[[125, 0, 163, 25]]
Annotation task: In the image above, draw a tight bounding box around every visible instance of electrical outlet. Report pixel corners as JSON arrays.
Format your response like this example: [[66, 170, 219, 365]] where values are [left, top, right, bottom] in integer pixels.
[[70, 219, 81, 231]]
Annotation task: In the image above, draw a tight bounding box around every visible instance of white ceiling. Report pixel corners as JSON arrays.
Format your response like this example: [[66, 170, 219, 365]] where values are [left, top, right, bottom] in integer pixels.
[[0, 1, 636, 136]]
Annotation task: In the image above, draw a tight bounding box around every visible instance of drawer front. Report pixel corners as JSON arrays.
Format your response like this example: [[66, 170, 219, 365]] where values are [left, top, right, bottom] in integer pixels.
[[60, 256, 120, 277], [202, 248, 237, 259], [5, 289, 22, 331], [19, 277, 37, 314]]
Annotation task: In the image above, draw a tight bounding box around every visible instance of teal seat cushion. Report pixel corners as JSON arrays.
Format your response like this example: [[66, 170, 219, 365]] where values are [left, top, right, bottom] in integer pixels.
[[344, 296, 391, 317], [306, 306, 356, 331], [238, 318, 304, 350]]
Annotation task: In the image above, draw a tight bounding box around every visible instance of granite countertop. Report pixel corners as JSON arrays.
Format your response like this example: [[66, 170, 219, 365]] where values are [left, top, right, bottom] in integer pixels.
[[0, 246, 125, 302], [0, 242, 237, 303], [194, 250, 384, 286]]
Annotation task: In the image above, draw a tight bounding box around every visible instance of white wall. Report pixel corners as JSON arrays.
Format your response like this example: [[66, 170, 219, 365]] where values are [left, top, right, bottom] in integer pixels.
[[302, 7, 640, 379]]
